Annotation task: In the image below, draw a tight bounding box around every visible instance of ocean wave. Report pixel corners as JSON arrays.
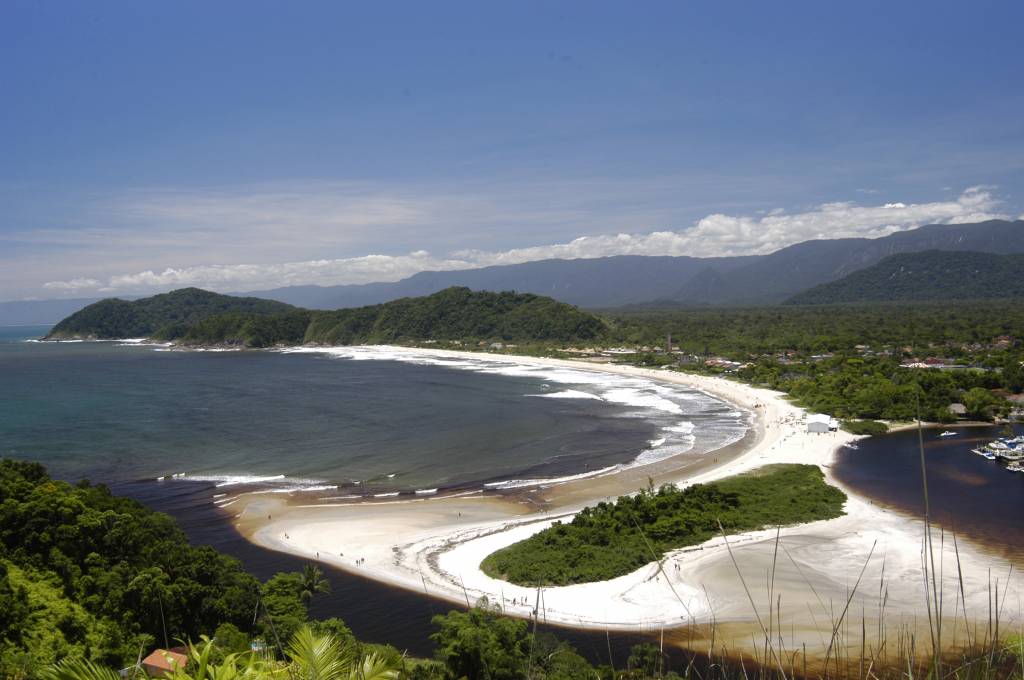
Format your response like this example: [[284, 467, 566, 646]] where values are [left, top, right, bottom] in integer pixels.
[[664, 421, 695, 434], [648, 437, 667, 448], [163, 473, 337, 492], [600, 388, 683, 415], [483, 464, 620, 490], [527, 389, 603, 400], [631, 440, 695, 466], [373, 491, 400, 498], [415, 488, 438, 495], [117, 340, 173, 348], [247, 485, 340, 494]]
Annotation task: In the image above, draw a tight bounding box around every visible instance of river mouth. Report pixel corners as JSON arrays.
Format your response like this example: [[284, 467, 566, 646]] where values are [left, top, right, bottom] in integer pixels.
[[832, 424, 1024, 564]]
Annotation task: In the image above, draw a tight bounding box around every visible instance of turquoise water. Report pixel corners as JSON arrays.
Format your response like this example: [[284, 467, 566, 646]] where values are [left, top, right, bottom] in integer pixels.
[[0, 326, 747, 497]]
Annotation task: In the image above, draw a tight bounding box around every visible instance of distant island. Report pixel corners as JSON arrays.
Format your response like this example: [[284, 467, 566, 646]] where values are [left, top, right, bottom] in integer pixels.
[[787, 250, 1024, 304], [45, 286, 608, 347]]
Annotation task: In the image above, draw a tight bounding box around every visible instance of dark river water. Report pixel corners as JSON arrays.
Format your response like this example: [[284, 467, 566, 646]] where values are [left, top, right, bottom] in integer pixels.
[[832, 423, 1024, 564]]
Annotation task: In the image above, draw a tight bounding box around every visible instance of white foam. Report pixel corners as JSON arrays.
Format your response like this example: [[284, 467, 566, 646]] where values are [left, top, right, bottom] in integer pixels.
[[483, 464, 620, 490], [248, 485, 340, 494], [648, 437, 667, 448], [600, 388, 683, 415], [528, 389, 603, 400], [373, 491, 400, 498], [168, 473, 338, 493], [415, 488, 438, 495]]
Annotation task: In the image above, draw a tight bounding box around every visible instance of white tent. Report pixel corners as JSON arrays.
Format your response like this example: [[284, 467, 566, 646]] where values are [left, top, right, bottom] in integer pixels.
[[806, 413, 836, 433]]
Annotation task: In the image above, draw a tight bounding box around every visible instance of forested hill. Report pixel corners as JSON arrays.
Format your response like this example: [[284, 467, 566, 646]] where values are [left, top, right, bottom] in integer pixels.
[[181, 287, 608, 346], [45, 286, 608, 346], [44, 288, 296, 339], [786, 251, 1024, 304]]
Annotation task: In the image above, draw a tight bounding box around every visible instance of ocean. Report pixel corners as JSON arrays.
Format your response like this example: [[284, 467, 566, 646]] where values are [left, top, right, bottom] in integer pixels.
[[0, 327, 747, 496]]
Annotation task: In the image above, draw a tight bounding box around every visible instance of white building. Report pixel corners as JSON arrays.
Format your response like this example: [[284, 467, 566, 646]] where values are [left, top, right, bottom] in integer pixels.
[[806, 413, 837, 434]]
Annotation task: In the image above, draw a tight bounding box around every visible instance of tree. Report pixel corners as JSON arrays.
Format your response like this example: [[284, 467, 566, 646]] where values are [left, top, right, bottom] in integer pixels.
[[430, 600, 530, 680], [43, 625, 400, 680], [626, 643, 662, 677], [260, 573, 307, 646], [299, 564, 331, 603], [963, 387, 998, 420]]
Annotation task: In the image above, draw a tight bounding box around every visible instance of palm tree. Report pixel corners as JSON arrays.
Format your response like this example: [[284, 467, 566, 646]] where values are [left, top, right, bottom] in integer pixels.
[[42, 659, 121, 680], [286, 626, 397, 680], [299, 564, 331, 603], [43, 626, 398, 680]]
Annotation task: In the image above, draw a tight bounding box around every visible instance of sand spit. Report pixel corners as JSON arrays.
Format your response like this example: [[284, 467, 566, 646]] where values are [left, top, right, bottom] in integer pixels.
[[231, 347, 1022, 657]]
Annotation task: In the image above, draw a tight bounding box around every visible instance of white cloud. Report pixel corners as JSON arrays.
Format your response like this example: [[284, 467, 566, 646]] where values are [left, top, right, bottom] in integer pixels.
[[42, 278, 101, 291], [38, 187, 1009, 296], [456, 186, 1007, 263]]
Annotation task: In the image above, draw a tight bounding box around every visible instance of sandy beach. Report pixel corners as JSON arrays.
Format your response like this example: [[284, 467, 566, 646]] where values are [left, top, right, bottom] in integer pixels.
[[230, 347, 1023, 660]]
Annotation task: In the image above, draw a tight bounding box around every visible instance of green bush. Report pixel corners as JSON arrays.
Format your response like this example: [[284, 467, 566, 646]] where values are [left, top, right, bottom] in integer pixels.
[[841, 419, 889, 436], [480, 464, 846, 586]]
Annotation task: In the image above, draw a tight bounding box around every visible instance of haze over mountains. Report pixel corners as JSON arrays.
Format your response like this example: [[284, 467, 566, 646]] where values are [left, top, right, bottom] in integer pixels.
[[3, 219, 1022, 325]]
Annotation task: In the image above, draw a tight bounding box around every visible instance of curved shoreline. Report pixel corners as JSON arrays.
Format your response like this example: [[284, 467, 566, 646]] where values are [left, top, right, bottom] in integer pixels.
[[228, 347, 1022, 658]]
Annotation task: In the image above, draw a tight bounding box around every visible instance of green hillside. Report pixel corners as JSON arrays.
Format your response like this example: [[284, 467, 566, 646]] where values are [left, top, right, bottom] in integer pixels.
[[44, 288, 296, 340], [46, 286, 608, 347], [302, 287, 606, 345], [786, 250, 1024, 304], [182, 287, 607, 347]]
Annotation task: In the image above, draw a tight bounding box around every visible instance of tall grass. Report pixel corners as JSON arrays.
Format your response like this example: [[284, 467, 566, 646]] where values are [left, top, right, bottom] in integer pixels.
[[596, 413, 1022, 680]]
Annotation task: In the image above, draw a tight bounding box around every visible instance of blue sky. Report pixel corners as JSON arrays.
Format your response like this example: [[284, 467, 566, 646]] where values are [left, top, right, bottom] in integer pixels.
[[2, 1, 1022, 299]]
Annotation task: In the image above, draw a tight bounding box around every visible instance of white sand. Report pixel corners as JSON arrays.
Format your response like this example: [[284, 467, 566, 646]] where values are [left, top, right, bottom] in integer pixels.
[[234, 347, 1022, 655]]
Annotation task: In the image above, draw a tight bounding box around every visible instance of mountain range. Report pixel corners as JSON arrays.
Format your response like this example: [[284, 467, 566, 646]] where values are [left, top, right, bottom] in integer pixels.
[[787, 250, 1024, 304], [245, 219, 1024, 308], [3, 219, 1022, 325]]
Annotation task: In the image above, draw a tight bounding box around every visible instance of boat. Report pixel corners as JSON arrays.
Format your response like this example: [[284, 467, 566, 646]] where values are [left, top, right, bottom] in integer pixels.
[[842, 442, 859, 450], [972, 448, 988, 456], [939, 431, 957, 437], [1007, 462, 1024, 473]]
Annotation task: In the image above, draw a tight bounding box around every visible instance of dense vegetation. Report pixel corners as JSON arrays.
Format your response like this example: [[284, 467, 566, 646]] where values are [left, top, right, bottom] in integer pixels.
[[604, 301, 1024, 356], [787, 251, 1024, 304], [480, 464, 846, 586], [0, 459, 258, 669], [302, 287, 606, 345], [46, 287, 608, 348], [733, 354, 1017, 422], [45, 289, 295, 340], [599, 301, 1024, 423], [0, 460, 380, 676]]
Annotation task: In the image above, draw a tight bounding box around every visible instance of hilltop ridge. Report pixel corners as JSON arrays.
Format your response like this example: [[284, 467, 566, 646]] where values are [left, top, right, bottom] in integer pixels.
[[45, 286, 608, 347]]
